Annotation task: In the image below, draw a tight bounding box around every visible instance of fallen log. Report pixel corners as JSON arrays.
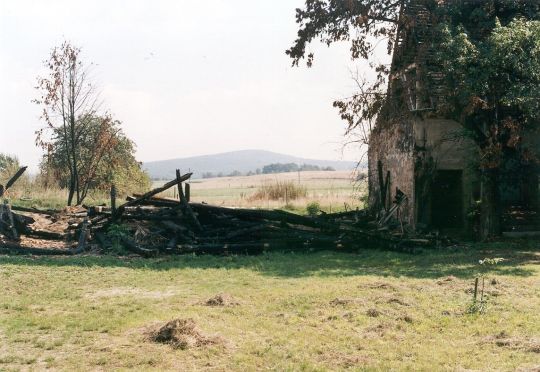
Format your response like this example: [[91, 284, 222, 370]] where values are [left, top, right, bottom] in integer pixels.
[[25, 229, 65, 240], [10, 205, 58, 216]]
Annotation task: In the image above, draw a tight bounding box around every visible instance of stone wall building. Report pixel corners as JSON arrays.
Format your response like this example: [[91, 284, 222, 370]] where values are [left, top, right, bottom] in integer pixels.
[[368, 1, 539, 233]]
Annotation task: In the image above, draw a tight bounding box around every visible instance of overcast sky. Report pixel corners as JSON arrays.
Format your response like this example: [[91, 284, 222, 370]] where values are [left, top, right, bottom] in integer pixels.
[[0, 0, 388, 171]]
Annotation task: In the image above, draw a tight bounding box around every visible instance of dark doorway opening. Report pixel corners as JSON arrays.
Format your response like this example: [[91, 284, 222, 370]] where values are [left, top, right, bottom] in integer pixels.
[[431, 170, 463, 228]]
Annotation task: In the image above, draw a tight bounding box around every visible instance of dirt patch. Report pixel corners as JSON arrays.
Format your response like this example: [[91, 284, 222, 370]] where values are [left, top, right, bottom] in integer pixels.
[[204, 293, 239, 307], [397, 315, 414, 323], [437, 276, 458, 285], [317, 351, 371, 368], [148, 318, 223, 350], [483, 332, 540, 353], [329, 297, 365, 307], [387, 297, 409, 306], [330, 298, 352, 306], [366, 308, 381, 317]]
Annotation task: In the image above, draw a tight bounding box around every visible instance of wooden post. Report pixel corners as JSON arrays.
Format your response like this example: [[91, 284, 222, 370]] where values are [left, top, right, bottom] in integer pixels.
[[177, 170, 186, 204], [1, 201, 19, 241], [473, 277, 479, 303], [185, 183, 191, 203], [74, 218, 89, 254], [110, 184, 117, 220], [176, 169, 203, 232]]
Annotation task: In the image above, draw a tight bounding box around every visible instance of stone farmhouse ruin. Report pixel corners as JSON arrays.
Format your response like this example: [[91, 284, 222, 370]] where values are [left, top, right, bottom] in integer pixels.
[[368, 1, 540, 233]]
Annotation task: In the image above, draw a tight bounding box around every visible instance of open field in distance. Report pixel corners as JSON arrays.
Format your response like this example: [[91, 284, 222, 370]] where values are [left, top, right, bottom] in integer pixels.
[[157, 170, 366, 213]]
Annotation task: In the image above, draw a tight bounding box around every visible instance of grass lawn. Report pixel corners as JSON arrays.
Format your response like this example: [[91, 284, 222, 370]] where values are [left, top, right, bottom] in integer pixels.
[[0, 241, 538, 371]]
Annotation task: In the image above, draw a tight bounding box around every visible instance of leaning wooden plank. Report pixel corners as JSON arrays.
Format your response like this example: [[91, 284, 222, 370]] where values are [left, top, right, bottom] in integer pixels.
[[91, 172, 193, 224], [0, 166, 28, 197], [10, 205, 58, 215], [0, 245, 73, 256]]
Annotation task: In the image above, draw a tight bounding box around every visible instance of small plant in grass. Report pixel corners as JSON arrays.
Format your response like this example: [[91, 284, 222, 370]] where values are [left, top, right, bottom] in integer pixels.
[[467, 257, 504, 314], [306, 201, 321, 217], [105, 223, 131, 254]]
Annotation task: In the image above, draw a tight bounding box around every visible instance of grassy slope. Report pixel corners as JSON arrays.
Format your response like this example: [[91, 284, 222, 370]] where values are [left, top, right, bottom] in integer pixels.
[[0, 242, 538, 371]]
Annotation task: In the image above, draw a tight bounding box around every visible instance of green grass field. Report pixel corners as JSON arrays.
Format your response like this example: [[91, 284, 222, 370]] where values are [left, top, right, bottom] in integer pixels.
[[0, 242, 538, 371]]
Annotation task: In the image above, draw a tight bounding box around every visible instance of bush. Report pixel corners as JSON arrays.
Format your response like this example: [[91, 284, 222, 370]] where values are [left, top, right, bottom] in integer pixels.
[[250, 181, 307, 201], [306, 202, 321, 217]]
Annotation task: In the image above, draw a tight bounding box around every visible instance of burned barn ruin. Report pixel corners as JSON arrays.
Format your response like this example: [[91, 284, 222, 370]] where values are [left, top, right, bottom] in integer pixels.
[[368, 1, 540, 234]]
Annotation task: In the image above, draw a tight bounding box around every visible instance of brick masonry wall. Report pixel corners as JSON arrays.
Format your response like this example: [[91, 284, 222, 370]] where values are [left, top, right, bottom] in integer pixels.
[[368, 120, 416, 225]]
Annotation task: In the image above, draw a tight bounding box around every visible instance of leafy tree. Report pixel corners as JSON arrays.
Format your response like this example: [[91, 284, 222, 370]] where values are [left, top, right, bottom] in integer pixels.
[[34, 41, 101, 205], [436, 18, 540, 238], [41, 114, 151, 199], [34, 42, 149, 204], [0, 154, 19, 175]]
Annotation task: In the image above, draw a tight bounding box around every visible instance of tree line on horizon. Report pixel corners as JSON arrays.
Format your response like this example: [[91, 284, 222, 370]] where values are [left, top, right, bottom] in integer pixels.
[[199, 163, 336, 179]]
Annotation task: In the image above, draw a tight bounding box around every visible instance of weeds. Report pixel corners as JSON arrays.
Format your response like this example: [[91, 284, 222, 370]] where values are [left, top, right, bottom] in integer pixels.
[[250, 181, 307, 201], [467, 257, 505, 314], [306, 201, 321, 217], [105, 224, 131, 254]]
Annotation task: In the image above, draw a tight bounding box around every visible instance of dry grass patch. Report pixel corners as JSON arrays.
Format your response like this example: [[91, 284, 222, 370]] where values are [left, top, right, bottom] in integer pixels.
[[204, 293, 240, 307], [148, 318, 224, 350]]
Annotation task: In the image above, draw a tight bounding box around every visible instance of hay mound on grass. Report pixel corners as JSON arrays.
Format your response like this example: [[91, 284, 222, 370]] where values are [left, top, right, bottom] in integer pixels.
[[150, 318, 222, 350], [205, 293, 239, 307]]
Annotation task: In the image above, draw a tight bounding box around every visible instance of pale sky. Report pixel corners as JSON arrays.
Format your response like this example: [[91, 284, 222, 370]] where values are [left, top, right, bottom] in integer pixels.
[[0, 0, 388, 171]]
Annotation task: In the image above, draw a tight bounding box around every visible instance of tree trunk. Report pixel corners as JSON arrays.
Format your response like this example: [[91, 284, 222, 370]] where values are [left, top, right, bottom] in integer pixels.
[[480, 168, 501, 240], [67, 175, 75, 206]]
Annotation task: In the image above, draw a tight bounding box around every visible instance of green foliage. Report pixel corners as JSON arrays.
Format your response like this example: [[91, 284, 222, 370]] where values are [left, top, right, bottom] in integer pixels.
[[436, 18, 540, 167], [105, 224, 131, 255], [306, 201, 321, 217], [42, 114, 151, 197], [0, 154, 19, 175]]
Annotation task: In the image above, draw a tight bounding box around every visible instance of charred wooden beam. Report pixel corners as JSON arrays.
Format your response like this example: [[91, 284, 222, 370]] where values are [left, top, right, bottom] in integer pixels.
[[25, 229, 65, 240], [176, 169, 203, 232], [120, 236, 159, 257], [0, 166, 28, 197], [91, 172, 193, 224]]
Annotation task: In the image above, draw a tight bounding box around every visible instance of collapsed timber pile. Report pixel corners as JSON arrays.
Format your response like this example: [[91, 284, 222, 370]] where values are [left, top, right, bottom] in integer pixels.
[[1, 168, 443, 256]]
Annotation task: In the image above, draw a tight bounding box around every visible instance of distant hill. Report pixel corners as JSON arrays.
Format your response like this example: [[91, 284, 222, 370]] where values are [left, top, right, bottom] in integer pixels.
[[143, 150, 359, 180]]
